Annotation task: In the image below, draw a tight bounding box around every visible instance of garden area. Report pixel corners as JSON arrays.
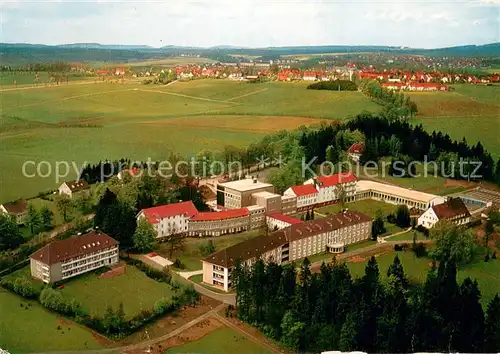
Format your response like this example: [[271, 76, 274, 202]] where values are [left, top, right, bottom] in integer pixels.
[[58, 265, 177, 319]]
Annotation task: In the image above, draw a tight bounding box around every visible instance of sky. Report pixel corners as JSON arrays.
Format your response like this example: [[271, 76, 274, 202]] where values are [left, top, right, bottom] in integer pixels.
[[0, 0, 498, 48]]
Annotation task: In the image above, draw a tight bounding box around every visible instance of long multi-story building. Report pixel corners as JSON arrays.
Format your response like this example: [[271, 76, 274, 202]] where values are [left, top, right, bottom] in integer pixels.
[[30, 231, 119, 284], [202, 211, 372, 291]]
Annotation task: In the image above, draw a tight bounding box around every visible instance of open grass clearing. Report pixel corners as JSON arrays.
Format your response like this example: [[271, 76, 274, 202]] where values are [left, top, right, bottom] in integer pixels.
[[317, 199, 398, 218], [142, 115, 326, 133], [0, 289, 106, 353], [166, 326, 273, 354], [58, 265, 176, 319]]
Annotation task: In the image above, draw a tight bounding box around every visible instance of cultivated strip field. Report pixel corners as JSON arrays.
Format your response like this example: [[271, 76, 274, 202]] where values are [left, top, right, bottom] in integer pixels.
[[408, 85, 500, 159], [0, 79, 377, 202]]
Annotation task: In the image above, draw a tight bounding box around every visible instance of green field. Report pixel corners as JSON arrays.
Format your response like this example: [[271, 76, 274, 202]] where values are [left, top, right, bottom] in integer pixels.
[[166, 327, 273, 354], [408, 85, 500, 159], [0, 79, 380, 202], [0, 290, 104, 353], [346, 251, 500, 306], [58, 265, 176, 318], [317, 199, 398, 218], [160, 229, 264, 271], [0, 72, 91, 87]]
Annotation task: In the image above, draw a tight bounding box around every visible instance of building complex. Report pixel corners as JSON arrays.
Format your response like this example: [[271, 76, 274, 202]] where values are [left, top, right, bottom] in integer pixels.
[[202, 211, 373, 291]]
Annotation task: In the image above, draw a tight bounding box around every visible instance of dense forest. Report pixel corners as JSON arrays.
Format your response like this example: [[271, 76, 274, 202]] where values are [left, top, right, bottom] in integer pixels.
[[232, 255, 500, 353]]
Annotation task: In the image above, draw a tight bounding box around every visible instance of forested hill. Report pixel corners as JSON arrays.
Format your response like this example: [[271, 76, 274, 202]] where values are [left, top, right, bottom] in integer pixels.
[[1, 42, 498, 65]]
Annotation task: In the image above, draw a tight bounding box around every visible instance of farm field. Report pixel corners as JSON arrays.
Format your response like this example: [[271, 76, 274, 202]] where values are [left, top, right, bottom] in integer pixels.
[[58, 265, 176, 319], [0, 72, 92, 88], [127, 57, 216, 67], [408, 85, 500, 159], [346, 250, 500, 306], [1, 79, 375, 202], [0, 289, 105, 353], [166, 327, 273, 354]]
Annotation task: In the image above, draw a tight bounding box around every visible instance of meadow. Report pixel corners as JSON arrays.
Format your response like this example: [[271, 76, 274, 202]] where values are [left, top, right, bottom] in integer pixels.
[[0, 79, 378, 202], [166, 327, 273, 354], [408, 84, 500, 159], [57, 265, 176, 318], [0, 289, 105, 353], [0, 72, 92, 88]]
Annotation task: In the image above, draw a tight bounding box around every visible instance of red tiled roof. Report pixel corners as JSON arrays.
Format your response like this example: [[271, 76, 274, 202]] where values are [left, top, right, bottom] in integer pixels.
[[291, 184, 318, 197], [140, 201, 198, 224], [1, 199, 27, 215], [432, 198, 471, 220], [127, 168, 141, 177], [31, 231, 118, 266], [190, 208, 249, 222], [347, 143, 364, 154], [268, 213, 303, 225], [316, 172, 357, 188]]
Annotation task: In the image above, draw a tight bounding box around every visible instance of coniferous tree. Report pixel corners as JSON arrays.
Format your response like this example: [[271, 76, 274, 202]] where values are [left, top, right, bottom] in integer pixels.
[[387, 255, 408, 288], [454, 278, 484, 352], [484, 294, 500, 352]]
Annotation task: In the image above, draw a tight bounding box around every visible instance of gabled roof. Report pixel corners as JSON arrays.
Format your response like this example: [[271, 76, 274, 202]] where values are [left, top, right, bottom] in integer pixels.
[[203, 211, 372, 268], [347, 143, 364, 154], [268, 213, 303, 225], [31, 231, 118, 266], [62, 180, 90, 192], [140, 201, 199, 224], [1, 199, 28, 215], [432, 198, 471, 220], [290, 184, 318, 197], [315, 172, 357, 188], [191, 208, 249, 222]]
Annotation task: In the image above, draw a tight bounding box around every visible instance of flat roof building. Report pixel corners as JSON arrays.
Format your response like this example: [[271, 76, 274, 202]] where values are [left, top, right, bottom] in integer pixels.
[[217, 177, 274, 209]]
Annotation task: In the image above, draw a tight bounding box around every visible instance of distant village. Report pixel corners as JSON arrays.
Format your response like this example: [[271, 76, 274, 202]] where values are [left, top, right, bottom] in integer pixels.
[[70, 55, 500, 92]]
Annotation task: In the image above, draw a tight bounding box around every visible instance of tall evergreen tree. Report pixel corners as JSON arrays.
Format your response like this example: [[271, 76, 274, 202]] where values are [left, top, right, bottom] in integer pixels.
[[454, 278, 484, 352], [484, 294, 500, 352]]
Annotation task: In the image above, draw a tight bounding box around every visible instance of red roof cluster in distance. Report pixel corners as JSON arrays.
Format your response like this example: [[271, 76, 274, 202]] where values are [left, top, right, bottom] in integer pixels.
[[347, 143, 364, 154]]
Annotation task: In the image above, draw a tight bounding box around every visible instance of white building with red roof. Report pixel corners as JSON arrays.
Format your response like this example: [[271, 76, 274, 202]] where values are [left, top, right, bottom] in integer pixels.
[[347, 143, 364, 162], [137, 201, 199, 238], [305, 172, 358, 205], [283, 184, 318, 209], [267, 212, 303, 230]]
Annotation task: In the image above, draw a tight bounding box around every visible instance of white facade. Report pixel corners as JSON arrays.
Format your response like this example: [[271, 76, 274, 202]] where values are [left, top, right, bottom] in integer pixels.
[[0, 204, 27, 225], [138, 212, 190, 238], [283, 188, 318, 208]]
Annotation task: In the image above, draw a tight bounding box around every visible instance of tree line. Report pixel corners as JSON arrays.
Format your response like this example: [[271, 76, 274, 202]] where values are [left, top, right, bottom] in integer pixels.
[[232, 254, 500, 353], [307, 80, 358, 91], [358, 79, 418, 119]]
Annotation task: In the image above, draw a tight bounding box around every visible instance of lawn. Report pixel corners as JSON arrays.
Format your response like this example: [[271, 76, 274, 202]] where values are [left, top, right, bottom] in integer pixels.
[[346, 250, 500, 306], [189, 274, 232, 294], [386, 230, 427, 242], [160, 229, 264, 271], [58, 265, 176, 319], [0, 72, 91, 87], [317, 199, 398, 218], [407, 86, 500, 159], [1, 265, 46, 292], [0, 289, 105, 353], [166, 327, 273, 354]]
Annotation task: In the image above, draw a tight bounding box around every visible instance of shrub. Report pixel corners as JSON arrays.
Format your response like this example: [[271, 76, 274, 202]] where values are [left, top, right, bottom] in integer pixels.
[[492, 251, 497, 259], [484, 253, 490, 262], [39, 288, 67, 313], [413, 242, 427, 258], [173, 258, 185, 269], [13, 277, 38, 298]]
